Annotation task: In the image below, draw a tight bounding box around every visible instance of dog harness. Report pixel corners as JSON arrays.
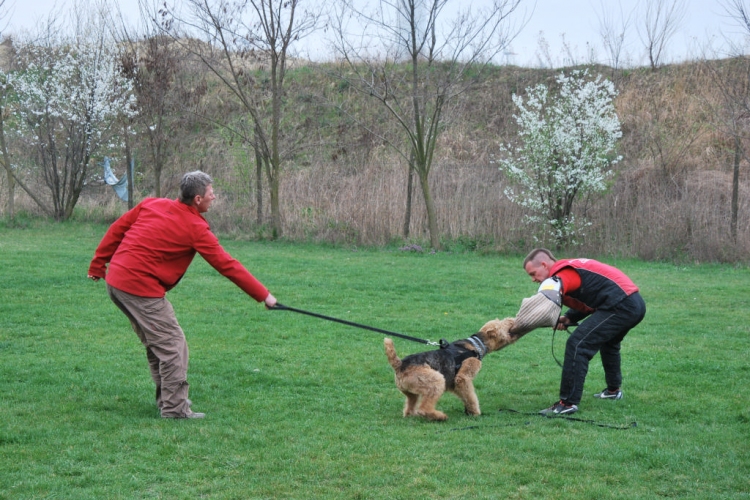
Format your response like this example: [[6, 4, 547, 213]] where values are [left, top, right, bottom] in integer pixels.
[[440, 335, 487, 373]]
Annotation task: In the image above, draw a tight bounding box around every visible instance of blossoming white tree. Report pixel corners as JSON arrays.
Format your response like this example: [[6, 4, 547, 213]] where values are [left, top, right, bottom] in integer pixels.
[[10, 10, 136, 221], [499, 70, 622, 248]]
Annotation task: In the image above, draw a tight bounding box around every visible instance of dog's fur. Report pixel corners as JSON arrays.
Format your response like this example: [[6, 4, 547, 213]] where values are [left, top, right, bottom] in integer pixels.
[[383, 317, 517, 421]]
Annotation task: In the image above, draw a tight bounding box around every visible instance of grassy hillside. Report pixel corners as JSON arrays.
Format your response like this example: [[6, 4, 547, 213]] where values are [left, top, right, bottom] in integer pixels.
[[3, 49, 749, 261]]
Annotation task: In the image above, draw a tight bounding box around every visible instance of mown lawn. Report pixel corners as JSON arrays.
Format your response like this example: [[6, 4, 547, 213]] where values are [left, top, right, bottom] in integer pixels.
[[0, 222, 748, 499]]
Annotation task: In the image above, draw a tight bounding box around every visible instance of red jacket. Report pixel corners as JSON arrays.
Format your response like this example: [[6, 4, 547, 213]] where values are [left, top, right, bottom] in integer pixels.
[[88, 197, 269, 301]]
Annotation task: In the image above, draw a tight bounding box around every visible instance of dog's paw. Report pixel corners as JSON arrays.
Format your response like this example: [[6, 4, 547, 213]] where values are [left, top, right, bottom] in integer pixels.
[[464, 407, 481, 416], [418, 410, 448, 421]]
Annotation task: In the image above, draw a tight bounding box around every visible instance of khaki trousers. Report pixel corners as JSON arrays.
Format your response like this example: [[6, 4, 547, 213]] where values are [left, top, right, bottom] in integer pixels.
[[107, 284, 192, 417]]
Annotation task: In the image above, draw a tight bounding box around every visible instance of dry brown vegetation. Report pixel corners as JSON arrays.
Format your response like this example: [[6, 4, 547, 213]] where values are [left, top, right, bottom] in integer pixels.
[[4, 55, 750, 263]]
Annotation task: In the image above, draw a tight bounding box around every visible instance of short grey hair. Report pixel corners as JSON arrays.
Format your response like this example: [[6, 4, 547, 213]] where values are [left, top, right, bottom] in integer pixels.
[[179, 171, 213, 204]]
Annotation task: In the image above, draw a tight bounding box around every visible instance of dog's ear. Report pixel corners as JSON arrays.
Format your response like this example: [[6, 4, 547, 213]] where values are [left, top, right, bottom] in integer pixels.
[[479, 318, 501, 332], [479, 318, 515, 335]]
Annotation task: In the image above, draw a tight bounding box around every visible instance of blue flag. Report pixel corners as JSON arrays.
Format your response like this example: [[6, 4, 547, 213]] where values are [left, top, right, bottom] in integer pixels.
[[102, 157, 128, 202]]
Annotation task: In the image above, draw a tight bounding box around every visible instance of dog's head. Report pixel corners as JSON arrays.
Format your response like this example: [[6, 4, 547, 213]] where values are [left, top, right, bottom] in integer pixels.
[[475, 317, 516, 353]]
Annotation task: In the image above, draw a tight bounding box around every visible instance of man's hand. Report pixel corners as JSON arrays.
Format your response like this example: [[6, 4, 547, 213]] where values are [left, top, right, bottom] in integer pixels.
[[264, 293, 277, 309], [87, 274, 101, 282], [556, 316, 571, 330]]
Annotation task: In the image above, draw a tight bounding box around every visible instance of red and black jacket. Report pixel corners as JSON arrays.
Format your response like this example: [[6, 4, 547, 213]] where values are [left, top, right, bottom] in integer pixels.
[[550, 258, 639, 323]]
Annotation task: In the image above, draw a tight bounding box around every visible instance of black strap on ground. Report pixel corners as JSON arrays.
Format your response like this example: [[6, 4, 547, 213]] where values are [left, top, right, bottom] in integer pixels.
[[498, 407, 637, 430], [439, 422, 531, 433], [270, 303, 438, 345]]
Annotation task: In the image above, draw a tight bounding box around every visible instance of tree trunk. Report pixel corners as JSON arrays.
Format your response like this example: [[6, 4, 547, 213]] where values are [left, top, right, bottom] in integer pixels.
[[255, 146, 263, 225], [0, 111, 14, 220], [154, 164, 162, 198], [731, 134, 740, 243], [403, 157, 414, 238], [270, 61, 283, 239], [128, 158, 135, 210], [417, 168, 440, 249], [125, 125, 134, 210], [269, 164, 281, 239], [4, 169, 11, 220], [62, 152, 90, 221]]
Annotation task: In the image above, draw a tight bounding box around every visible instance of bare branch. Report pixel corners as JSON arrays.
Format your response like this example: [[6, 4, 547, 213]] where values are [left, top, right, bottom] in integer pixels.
[[596, 0, 637, 74], [638, 0, 687, 70], [721, 0, 750, 34]]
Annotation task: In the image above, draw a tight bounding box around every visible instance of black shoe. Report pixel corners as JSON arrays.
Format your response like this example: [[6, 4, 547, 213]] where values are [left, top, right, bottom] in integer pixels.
[[539, 400, 578, 416], [593, 388, 623, 400]]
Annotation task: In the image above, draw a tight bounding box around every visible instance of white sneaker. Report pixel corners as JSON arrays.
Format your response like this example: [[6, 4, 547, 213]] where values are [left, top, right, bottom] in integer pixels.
[[593, 388, 623, 400]]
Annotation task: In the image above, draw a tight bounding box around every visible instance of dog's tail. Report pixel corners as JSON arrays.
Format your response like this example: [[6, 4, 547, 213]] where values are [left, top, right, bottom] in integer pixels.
[[383, 338, 402, 371]]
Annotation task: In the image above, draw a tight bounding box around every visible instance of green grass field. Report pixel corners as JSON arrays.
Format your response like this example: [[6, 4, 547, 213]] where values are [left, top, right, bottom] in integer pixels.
[[0, 222, 748, 499]]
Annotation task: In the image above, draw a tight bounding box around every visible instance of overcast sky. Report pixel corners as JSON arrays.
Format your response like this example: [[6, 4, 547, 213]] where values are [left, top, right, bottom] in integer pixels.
[[4, 0, 744, 68]]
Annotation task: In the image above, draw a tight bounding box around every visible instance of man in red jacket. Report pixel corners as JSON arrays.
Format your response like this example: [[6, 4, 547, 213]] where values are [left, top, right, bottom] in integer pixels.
[[523, 248, 646, 416], [88, 171, 277, 419]]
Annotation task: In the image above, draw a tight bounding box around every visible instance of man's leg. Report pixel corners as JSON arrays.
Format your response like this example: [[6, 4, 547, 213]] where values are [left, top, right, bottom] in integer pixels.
[[107, 285, 163, 404], [560, 310, 623, 405], [599, 340, 623, 391], [107, 285, 192, 417], [599, 293, 646, 392]]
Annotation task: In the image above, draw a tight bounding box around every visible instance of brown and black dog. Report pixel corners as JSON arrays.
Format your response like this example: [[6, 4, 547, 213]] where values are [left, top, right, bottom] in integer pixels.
[[383, 317, 517, 421]]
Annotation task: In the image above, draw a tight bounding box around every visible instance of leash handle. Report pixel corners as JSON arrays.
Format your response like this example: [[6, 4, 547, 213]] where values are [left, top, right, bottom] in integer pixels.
[[270, 303, 438, 346]]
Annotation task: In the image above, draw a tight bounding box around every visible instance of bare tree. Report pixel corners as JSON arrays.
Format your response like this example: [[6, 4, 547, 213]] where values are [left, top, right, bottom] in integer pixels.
[[638, 0, 686, 71], [154, 0, 321, 239], [596, 0, 636, 79], [722, 0, 750, 33], [117, 19, 201, 199], [706, 0, 750, 242], [706, 58, 750, 243], [332, 0, 524, 249]]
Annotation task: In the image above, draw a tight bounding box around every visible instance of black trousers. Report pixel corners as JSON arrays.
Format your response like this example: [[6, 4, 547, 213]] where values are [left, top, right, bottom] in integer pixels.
[[560, 292, 646, 405]]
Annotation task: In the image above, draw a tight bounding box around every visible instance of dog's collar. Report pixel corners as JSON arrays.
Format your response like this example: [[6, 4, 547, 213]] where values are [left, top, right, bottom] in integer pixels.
[[466, 335, 487, 360]]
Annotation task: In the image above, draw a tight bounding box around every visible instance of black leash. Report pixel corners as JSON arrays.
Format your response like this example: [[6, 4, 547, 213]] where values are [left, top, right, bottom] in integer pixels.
[[439, 422, 531, 433], [552, 316, 579, 367], [270, 303, 440, 346], [552, 326, 563, 367], [498, 408, 637, 430]]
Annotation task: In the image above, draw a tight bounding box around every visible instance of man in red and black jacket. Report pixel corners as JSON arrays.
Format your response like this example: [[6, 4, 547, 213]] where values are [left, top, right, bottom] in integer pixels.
[[523, 248, 646, 416], [88, 171, 277, 419]]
